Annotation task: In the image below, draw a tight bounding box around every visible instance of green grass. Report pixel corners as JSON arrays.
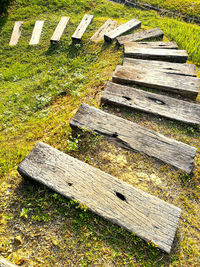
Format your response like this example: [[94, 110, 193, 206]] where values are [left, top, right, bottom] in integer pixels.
[[129, 0, 200, 20], [0, 0, 200, 266]]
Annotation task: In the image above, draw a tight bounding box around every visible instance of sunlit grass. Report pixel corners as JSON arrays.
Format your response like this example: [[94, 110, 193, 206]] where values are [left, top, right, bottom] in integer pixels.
[[128, 0, 200, 20]]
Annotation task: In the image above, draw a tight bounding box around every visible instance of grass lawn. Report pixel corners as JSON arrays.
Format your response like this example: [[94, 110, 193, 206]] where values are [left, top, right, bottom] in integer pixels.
[[0, 0, 200, 266], [128, 0, 200, 20]]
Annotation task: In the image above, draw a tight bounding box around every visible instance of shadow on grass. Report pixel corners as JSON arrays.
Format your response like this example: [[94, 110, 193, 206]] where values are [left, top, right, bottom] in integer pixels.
[[102, 102, 200, 137], [0, 0, 11, 17], [100, 39, 123, 53], [0, 14, 8, 34], [5, 176, 179, 266], [45, 41, 84, 58]]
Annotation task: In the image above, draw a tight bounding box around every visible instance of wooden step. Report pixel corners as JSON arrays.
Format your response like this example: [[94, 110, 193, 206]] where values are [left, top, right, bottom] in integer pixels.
[[29, 20, 44, 45], [90, 19, 118, 43], [104, 18, 141, 42], [50, 17, 70, 44], [0, 257, 17, 267], [112, 65, 199, 99], [117, 28, 164, 45], [9, 21, 23, 46], [101, 82, 200, 126], [123, 47, 188, 63], [72, 14, 94, 43], [124, 41, 178, 50], [123, 58, 197, 77], [70, 104, 196, 173], [18, 141, 181, 253]]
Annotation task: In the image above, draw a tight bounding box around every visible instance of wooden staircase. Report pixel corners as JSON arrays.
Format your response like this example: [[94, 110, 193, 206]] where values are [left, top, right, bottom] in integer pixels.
[[14, 17, 200, 254]]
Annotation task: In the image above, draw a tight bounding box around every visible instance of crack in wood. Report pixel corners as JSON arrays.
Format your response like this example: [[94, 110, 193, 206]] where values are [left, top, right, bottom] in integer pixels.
[[147, 97, 165, 105]]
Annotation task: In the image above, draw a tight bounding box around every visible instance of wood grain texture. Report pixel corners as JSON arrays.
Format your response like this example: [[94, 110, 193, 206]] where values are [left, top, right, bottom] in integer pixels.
[[104, 18, 141, 42], [70, 104, 196, 173], [29, 21, 44, 45], [90, 19, 118, 43], [112, 65, 200, 99], [123, 58, 197, 77], [50, 17, 70, 44], [124, 41, 178, 50], [72, 14, 93, 42], [0, 257, 17, 267], [117, 28, 164, 45], [9, 21, 23, 46], [123, 47, 188, 63], [101, 82, 200, 126], [17, 141, 181, 253]]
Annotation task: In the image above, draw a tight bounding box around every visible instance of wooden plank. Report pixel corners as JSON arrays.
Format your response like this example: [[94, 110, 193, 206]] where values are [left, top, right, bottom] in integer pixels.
[[123, 58, 197, 77], [70, 104, 196, 173], [72, 14, 94, 42], [124, 41, 178, 50], [123, 47, 188, 63], [18, 141, 181, 253], [9, 21, 23, 46], [104, 18, 141, 42], [90, 19, 118, 43], [117, 28, 164, 45], [50, 17, 70, 44], [101, 82, 200, 126], [29, 20, 44, 45], [0, 257, 17, 267], [112, 65, 200, 99]]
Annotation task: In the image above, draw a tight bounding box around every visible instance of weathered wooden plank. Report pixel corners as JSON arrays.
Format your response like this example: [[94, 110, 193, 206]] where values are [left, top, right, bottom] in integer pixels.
[[117, 28, 164, 45], [123, 47, 188, 63], [104, 18, 141, 42], [0, 257, 17, 267], [18, 141, 181, 253], [123, 58, 197, 77], [29, 20, 44, 45], [101, 82, 200, 126], [50, 17, 70, 44], [9, 21, 23, 46], [112, 65, 200, 99], [72, 14, 94, 42], [124, 41, 178, 50], [90, 19, 118, 43], [70, 104, 196, 173]]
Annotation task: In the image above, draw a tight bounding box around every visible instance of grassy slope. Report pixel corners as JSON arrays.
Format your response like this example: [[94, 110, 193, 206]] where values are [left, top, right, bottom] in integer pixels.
[[0, 0, 200, 266], [129, 0, 200, 20]]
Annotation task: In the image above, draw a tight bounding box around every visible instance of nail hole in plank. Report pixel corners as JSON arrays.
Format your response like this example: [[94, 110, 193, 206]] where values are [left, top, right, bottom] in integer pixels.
[[115, 191, 127, 202], [123, 96, 131, 101], [147, 97, 165, 105], [112, 132, 118, 138]]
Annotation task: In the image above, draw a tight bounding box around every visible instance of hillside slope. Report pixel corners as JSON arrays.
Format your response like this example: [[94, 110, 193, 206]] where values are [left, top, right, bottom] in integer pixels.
[[0, 0, 200, 266]]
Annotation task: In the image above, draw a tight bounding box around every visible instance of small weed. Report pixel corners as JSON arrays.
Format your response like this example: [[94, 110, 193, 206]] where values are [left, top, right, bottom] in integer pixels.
[[20, 207, 29, 219], [66, 134, 81, 151]]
